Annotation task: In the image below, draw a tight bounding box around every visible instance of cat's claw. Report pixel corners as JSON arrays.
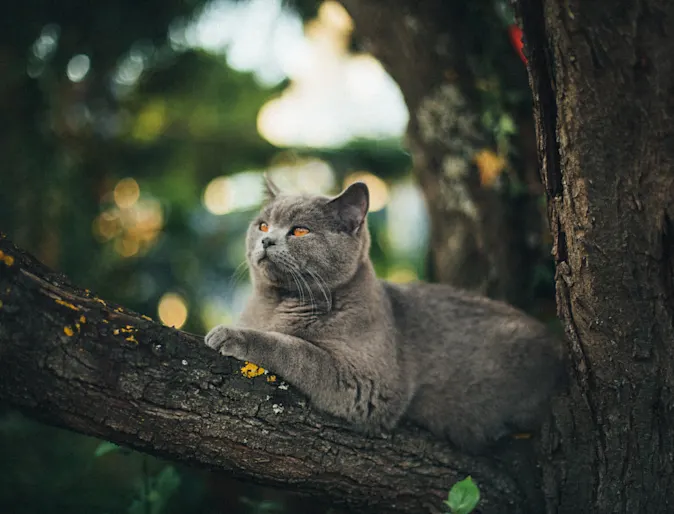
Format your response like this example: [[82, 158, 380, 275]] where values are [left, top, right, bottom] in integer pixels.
[[204, 325, 247, 359]]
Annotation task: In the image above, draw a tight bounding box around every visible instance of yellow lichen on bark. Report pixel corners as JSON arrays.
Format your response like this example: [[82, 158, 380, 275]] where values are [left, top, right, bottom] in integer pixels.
[[55, 299, 80, 311], [240, 362, 266, 378], [113, 327, 136, 336]]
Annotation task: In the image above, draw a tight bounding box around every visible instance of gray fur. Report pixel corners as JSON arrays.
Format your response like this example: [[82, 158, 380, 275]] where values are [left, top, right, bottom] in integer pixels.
[[205, 181, 567, 453]]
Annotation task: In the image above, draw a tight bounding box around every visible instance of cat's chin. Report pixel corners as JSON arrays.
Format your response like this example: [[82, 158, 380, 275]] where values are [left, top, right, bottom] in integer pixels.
[[253, 258, 286, 284]]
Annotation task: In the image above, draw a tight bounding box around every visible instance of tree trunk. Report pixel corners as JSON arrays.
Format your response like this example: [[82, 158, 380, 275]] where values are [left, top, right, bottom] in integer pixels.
[[340, 0, 548, 310], [515, 0, 674, 511], [0, 234, 547, 514]]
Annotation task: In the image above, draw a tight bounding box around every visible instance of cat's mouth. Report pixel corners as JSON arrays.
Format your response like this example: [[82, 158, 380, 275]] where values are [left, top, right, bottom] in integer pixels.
[[252, 249, 294, 280], [256, 250, 276, 266], [255, 255, 287, 283], [255, 251, 278, 270]]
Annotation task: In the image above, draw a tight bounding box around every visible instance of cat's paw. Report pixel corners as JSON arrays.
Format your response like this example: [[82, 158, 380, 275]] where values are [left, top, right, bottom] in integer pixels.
[[204, 325, 247, 359]]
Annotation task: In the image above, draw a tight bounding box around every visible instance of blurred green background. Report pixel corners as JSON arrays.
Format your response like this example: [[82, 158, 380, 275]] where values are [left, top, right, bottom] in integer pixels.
[[0, 0, 554, 512]]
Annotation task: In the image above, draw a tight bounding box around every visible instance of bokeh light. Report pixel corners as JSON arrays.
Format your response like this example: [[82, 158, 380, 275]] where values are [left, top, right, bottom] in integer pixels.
[[66, 54, 90, 82], [386, 182, 430, 256], [203, 177, 231, 215], [114, 237, 140, 258], [247, 0, 407, 147], [387, 267, 418, 283], [267, 158, 335, 194], [32, 25, 59, 58], [317, 1, 353, 32], [93, 181, 164, 258], [132, 101, 166, 141], [158, 292, 188, 329], [203, 172, 265, 215], [113, 178, 141, 209], [114, 49, 147, 87], [92, 211, 122, 242]]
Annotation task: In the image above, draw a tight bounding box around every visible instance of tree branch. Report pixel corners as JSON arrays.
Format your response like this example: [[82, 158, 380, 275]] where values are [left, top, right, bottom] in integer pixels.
[[0, 234, 539, 513]]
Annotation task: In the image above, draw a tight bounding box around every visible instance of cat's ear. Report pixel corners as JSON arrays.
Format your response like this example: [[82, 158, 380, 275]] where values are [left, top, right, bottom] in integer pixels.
[[328, 182, 369, 233], [263, 173, 280, 200]]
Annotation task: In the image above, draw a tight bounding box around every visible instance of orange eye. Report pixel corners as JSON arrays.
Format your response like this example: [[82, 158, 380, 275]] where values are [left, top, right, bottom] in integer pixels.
[[259, 222, 269, 232], [291, 227, 310, 237]]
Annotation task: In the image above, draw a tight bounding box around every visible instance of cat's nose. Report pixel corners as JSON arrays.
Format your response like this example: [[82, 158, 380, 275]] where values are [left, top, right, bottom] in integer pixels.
[[261, 237, 276, 249]]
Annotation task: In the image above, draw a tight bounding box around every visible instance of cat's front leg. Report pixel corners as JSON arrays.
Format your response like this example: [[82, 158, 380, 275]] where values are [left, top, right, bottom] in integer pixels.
[[204, 326, 408, 433], [204, 325, 326, 382], [204, 325, 250, 360], [205, 325, 340, 400]]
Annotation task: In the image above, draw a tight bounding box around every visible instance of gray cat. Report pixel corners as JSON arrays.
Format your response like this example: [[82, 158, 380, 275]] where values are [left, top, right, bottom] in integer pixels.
[[205, 178, 566, 453]]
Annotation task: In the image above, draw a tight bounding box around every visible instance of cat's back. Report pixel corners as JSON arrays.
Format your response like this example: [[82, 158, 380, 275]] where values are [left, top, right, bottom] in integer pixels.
[[382, 280, 547, 340], [381, 280, 564, 376]]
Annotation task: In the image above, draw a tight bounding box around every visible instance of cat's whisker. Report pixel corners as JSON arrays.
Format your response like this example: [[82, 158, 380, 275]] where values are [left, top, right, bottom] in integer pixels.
[[297, 271, 317, 316], [288, 259, 316, 315], [280, 266, 294, 294], [289, 258, 319, 316], [277, 255, 307, 308], [276, 257, 298, 299], [289, 269, 306, 307], [227, 260, 250, 292], [307, 269, 332, 312], [281, 254, 316, 315]]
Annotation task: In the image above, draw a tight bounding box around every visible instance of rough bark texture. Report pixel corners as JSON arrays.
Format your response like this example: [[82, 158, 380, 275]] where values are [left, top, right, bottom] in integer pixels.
[[0, 234, 546, 514], [340, 0, 546, 309], [515, 0, 674, 511]]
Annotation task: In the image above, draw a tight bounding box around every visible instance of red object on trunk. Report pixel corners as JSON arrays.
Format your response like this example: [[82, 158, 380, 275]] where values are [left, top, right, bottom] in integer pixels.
[[508, 24, 527, 65]]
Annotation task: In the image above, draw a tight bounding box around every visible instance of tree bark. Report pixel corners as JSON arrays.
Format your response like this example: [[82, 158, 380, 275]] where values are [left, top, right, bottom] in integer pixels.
[[514, 0, 674, 511], [340, 0, 547, 309], [0, 234, 546, 514]]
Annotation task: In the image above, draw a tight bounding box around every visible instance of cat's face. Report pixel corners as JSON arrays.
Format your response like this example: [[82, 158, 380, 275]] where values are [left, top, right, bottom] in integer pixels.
[[245, 179, 370, 290]]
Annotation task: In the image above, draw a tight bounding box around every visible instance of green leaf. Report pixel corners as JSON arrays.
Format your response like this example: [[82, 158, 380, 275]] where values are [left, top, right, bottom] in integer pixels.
[[147, 490, 161, 503], [498, 114, 517, 135], [444, 476, 480, 514], [154, 466, 181, 497], [94, 441, 120, 457]]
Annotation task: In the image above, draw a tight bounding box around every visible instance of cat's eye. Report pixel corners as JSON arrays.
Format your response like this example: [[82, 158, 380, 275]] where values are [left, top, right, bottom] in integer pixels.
[[291, 227, 310, 237], [259, 222, 269, 232]]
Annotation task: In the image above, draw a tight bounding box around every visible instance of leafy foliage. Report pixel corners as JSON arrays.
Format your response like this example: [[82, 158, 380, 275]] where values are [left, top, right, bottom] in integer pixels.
[[94, 441, 121, 458], [444, 477, 481, 514], [127, 464, 181, 514]]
